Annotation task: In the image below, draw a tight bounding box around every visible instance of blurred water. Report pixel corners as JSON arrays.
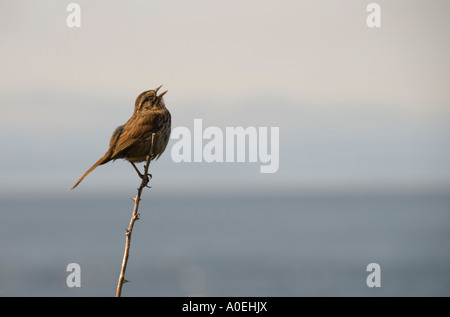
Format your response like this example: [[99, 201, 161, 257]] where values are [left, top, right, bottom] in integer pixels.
[[0, 192, 449, 296]]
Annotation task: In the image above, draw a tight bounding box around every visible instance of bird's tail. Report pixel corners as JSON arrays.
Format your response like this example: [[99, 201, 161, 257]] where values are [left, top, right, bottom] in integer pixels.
[[71, 153, 111, 190]]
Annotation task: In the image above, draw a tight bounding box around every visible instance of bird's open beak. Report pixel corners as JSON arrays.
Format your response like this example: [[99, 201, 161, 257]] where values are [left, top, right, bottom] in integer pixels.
[[158, 90, 168, 98], [155, 85, 167, 98]]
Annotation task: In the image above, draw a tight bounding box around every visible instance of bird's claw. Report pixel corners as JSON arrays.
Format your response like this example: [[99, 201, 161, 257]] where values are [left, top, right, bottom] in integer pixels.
[[142, 174, 151, 187]]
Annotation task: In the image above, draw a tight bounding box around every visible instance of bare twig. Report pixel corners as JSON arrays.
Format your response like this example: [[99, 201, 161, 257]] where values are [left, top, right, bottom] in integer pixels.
[[116, 133, 155, 297]]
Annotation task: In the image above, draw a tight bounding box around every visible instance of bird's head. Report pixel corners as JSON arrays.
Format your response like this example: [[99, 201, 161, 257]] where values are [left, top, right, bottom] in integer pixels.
[[135, 85, 168, 112]]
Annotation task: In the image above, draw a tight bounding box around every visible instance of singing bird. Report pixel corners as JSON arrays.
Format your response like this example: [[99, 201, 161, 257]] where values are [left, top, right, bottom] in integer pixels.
[[71, 86, 171, 189]]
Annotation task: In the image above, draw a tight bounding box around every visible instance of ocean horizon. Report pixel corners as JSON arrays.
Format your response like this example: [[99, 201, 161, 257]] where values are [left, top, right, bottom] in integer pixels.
[[1, 191, 449, 296]]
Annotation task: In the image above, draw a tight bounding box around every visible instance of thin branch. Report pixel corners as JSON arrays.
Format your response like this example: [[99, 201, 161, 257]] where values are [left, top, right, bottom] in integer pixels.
[[116, 133, 155, 297]]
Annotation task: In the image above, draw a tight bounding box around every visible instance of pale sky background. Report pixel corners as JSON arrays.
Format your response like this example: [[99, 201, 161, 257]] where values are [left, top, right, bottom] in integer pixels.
[[1, 0, 450, 198]]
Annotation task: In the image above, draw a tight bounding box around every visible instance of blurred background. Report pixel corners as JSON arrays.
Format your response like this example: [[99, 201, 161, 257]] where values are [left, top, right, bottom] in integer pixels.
[[1, 0, 449, 296]]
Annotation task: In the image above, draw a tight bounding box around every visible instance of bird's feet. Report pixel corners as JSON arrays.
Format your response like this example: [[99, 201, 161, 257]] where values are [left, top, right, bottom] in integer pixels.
[[130, 162, 152, 186]]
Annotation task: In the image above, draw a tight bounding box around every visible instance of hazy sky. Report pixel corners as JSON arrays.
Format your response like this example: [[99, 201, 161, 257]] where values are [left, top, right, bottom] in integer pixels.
[[1, 0, 450, 198]]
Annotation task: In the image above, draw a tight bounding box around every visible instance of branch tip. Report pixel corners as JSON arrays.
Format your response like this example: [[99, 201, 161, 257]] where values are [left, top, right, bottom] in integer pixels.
[[116, 132, 156, 297]]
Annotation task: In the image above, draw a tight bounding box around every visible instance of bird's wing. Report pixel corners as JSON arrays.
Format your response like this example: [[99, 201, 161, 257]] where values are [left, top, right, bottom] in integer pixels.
[[110, 125, 124, 147], [110, 116, 163, 158]]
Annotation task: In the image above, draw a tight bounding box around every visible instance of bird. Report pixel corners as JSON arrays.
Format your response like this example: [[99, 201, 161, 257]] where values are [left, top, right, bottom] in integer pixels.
[[71, 86, 171, 189]]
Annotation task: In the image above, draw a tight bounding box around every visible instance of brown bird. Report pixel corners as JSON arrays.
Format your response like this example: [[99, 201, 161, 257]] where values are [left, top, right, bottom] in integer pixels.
[[71, 86, 171, 189]]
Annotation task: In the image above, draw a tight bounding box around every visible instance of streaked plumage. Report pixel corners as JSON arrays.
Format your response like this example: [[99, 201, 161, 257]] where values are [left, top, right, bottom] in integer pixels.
[[71, 86, 171, 189]]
